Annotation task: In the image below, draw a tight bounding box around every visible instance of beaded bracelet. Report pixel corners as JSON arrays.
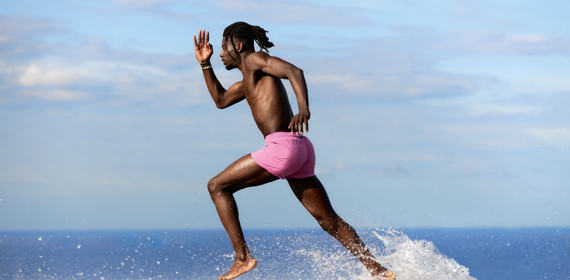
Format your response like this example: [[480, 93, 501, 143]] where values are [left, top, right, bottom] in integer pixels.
[[202, 66, 212, 70]]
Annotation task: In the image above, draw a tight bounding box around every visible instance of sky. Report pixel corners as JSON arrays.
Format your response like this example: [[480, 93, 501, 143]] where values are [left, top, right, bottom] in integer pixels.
[[1, 0, 569, 231]]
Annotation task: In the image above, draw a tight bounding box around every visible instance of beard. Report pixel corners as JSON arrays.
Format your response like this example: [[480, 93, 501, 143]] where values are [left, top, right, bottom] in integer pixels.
[[224, 54, 240, 70]]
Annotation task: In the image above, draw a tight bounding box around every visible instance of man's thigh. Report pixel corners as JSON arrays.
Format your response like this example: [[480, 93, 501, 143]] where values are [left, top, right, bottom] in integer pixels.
[[212, 154, 279, 193], [287, 176, 336, 216]]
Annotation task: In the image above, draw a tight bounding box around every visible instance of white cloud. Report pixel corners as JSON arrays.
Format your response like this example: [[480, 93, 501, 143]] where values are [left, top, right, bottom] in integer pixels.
[[1, 15, 203, 106], [0, 35, 10, 44], [4, 54, 204, 105], [467, 103, 541, 116], [309, 71, 493, 98], [526, 127, 570, 147], [18, 64, 89, 87], [0, 15, 65, 37], [310, 74, 374, 92], [109, 0, 174, 9], [213, 0, 368, 25], [352, 152, 442, 163], [421, 123, 530, 150], [21, 89, 86, 101], [442, 31, 570, 54]]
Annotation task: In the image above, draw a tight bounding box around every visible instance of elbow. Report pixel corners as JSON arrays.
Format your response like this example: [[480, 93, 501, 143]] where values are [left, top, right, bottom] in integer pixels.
[[293, 67, 304, 77], [213, 95, 227, 109], [215, 99, 232, 109]]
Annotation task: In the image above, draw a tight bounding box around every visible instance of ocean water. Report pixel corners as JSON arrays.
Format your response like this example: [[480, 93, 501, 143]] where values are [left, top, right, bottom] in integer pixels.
[[0, 228, 568, 280]]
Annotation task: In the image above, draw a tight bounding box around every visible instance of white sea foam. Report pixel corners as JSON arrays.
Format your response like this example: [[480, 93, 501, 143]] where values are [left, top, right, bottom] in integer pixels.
[[372, 229, 476, 280], [290, 228, 476, 280]]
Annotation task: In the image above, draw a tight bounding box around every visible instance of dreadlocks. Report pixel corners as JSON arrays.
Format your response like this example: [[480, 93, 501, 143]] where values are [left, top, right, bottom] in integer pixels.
[[223, 22, 275, 58]]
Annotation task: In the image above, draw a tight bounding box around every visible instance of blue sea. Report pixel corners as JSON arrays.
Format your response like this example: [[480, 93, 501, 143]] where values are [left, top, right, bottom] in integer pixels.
[[1, 228, 568, 280]]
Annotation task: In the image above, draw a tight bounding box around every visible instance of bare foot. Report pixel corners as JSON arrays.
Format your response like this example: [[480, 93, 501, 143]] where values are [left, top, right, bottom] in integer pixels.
[[364, 258, 394, 280], [375, 270, 396, 280], [218, 257, 257, 280]]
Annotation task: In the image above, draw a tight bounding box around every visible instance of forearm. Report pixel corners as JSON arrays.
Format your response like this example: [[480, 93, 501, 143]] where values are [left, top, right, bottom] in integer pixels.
[[287, 68, 311, 134], [199, 62, 245, 109], [199, 62, 227, 108], [290, 68, 310, 113]]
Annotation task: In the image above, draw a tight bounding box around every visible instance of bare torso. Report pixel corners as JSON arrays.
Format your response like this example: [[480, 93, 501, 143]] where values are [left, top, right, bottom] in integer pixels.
[[242, 53, 295, 137]]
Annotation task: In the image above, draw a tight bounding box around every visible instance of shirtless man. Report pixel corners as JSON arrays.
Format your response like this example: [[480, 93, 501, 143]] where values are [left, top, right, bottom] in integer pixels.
[[193, 22, 395, 280]]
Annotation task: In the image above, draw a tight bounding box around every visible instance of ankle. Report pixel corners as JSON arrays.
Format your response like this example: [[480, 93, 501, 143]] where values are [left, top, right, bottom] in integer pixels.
[[234, 253, 252, 262]]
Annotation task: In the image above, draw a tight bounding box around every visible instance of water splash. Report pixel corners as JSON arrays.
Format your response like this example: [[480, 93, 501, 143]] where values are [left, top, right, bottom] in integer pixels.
[[372, 229, 476, 280], [286, 228, 476, 280]]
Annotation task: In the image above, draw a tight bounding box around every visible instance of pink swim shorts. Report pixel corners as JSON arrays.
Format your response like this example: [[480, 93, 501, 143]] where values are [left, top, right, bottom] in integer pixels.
[[251, 132, 316, 179]]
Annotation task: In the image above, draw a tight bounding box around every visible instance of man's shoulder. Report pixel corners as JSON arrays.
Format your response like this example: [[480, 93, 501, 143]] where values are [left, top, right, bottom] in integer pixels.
[[253, 50, 271, 57], [244, 51, 271, 72], [246, 51, 271, 63]]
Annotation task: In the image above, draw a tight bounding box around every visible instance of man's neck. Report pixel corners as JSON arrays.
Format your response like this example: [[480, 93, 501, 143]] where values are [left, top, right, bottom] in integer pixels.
[[237, 50, 255, 71]]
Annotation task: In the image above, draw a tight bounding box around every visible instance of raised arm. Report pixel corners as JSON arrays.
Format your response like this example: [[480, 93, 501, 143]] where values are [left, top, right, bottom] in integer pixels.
[[194, 30, 245, 109], [245, 53, 310, 134]]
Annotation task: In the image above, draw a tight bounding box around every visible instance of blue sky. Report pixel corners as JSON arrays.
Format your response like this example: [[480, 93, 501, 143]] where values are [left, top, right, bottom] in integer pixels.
[[1, 0, 569, 230]]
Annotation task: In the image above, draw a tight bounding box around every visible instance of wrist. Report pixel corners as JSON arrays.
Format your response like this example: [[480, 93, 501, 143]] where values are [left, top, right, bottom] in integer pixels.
[[199, 61, 212, 70]]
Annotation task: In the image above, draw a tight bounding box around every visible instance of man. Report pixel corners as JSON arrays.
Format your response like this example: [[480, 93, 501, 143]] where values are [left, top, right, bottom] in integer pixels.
[[193, 22, 395, 280]]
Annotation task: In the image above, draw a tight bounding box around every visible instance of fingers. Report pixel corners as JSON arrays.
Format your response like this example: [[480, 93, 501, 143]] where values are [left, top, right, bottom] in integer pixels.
[[288, 119, 295, 134], [195, 30, 205, 45], [288, 116, 309, 135], [300, 120, 308, 134], [197, 30, 210, 44]]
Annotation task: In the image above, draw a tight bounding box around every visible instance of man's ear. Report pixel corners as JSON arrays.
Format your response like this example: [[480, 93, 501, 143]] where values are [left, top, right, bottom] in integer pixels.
[[236, 42, 244, 53]]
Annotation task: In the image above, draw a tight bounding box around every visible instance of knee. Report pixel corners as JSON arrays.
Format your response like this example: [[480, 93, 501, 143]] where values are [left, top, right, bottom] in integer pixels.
[[207, 178, 222, 197]]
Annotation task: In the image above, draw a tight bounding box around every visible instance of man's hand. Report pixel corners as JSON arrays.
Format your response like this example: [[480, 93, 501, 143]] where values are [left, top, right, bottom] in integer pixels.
[[289, 110, 310, 135], [194, 30, 213, 64]]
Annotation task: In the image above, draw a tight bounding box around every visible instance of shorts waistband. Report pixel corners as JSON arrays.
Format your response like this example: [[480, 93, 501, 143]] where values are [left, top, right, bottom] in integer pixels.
[[264, 131, 304, 140]]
